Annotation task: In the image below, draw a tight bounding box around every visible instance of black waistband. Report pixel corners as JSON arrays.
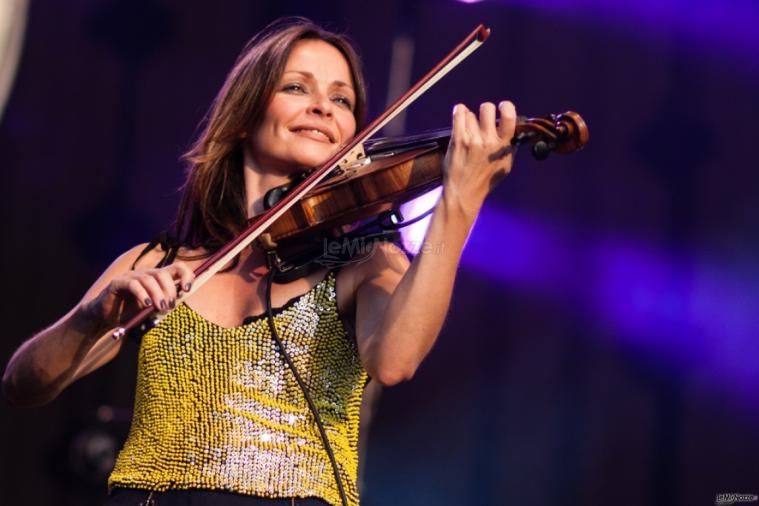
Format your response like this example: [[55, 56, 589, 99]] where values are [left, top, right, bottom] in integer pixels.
[[105, 488, 332, 506]]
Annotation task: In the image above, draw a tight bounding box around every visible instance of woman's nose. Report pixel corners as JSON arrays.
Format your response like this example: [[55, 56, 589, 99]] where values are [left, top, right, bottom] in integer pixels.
[[308, 92, 333, 117]]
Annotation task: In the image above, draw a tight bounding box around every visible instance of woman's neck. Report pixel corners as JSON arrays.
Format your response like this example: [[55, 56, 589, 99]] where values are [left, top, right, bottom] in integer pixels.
[[242, 149, 294, 218]]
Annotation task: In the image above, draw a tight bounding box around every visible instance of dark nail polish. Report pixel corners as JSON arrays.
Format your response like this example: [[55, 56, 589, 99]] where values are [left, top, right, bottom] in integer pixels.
[[144, 298, 153, 307], [170, 299, 176, 309], [184, 283, 192, 292], [160, 300, 168, 310]]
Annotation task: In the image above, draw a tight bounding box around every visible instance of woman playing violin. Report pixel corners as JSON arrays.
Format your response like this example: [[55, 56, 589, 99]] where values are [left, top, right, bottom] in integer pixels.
[[2, 17, 517, 506]]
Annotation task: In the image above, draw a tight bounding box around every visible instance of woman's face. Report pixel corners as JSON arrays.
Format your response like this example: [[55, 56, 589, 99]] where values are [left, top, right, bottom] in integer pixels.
[[247, 39, 358, 174]]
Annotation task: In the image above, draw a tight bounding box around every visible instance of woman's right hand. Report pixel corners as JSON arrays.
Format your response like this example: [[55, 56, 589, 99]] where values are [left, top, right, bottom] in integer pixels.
[[81, 262, 196, 329], [3, 243, 197, 406]]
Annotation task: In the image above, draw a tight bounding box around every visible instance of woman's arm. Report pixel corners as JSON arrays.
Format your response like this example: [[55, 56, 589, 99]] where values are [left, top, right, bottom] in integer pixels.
[[2, 244, 195, 407], [353, 101, 517, 386]]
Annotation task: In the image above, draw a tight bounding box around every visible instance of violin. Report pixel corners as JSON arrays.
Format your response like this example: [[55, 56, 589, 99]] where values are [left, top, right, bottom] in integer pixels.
[[254, 110, 588, 277], [112, 23, 589, 340]]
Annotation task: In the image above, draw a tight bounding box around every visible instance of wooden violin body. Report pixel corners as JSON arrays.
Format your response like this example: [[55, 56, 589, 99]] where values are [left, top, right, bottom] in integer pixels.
[[256, 110, 589, 264]]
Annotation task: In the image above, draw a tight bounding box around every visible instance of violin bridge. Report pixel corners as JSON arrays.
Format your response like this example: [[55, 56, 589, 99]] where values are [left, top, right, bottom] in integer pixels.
[[337, 143, 367, 171], [332, 143, 372, 179]]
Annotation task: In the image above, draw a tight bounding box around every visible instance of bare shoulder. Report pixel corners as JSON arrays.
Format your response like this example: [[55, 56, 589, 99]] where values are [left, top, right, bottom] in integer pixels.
[[110, 242, 203, 271], [109, 242, 159, 269], [123, 242, 163, 269]]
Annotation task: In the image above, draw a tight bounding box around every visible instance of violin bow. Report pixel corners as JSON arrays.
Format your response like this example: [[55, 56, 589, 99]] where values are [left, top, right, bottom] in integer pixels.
[[112, 24, 490, 340]]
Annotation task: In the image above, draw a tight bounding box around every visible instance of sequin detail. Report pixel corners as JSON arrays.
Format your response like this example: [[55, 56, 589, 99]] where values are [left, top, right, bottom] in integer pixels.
[[108, 271, 367, 506]]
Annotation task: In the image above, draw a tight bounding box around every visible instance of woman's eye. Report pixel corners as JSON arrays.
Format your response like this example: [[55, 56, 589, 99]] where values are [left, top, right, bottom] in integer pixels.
[[283, 83, 305, 93], [333, 95, 354, 110]]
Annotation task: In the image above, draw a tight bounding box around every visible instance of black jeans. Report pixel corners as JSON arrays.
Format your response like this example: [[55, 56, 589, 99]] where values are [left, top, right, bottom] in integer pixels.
[[105, 488, 331, 506]]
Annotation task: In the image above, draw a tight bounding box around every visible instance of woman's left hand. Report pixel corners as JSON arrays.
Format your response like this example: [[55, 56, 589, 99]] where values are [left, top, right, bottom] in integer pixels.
[[442, 100, 517, 220]]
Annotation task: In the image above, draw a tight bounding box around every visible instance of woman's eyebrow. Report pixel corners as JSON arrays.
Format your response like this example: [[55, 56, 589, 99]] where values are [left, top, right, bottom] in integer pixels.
[[283, 70, 354, 90]]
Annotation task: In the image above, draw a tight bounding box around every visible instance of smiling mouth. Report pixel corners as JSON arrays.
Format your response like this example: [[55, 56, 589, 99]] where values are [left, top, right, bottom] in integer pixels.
[[291, 128, 334, 143]]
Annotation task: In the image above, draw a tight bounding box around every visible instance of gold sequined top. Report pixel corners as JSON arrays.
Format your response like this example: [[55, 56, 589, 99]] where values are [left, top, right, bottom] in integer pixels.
[[108, 271, 368, 506]]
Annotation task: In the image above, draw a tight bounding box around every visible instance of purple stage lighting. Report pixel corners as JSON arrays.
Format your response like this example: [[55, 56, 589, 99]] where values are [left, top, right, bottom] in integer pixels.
[[460, 206, 759, 408], [490, 0, 759, 71]]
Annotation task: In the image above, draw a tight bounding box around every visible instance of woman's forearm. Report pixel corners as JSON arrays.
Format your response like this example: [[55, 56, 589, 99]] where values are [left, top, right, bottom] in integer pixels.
[[2, 304, 107, 406], [359, 192, 479, 385], [360, 101, 516, 385]]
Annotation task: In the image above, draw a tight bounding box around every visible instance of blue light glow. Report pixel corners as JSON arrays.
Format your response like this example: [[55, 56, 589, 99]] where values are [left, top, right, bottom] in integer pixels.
[[461, 206, 759, 406], [493, 0, 759, 71]]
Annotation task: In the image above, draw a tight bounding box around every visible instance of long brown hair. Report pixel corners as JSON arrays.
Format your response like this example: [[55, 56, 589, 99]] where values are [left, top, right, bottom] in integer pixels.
[[175, 17, 367, 254]]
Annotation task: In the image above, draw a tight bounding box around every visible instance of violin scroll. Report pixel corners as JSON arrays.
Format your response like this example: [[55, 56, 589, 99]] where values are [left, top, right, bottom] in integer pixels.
[[514, 111, 589, 161]]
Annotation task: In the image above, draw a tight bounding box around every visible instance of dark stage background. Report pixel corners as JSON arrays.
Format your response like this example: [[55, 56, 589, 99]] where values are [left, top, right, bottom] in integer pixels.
[[2, 1, 758, 505]]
